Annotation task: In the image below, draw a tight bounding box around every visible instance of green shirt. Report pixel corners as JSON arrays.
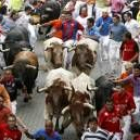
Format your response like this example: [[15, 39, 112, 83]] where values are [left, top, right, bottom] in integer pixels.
[[9, 0, 23, 11]]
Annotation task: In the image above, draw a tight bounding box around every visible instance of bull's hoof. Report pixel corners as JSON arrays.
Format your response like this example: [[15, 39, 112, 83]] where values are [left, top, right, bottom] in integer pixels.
[[28, 95, 32, 100], [23, 97, 29, 103], [59, 128, 64, 134]]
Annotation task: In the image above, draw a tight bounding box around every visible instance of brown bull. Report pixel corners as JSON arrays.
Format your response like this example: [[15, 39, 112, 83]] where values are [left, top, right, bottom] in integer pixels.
[[72, 44, 97, 75], [61, 90, 95, 138], [44, 42, 63, 68], [37, 78, 72, 130], [3, 51, 38, 101]]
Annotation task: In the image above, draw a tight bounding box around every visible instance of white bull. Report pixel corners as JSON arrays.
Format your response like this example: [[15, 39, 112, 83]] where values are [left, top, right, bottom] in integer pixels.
[[43, 37, 64, 68], [37, 67, 75, 130], [71, 38, 99, 75], [72, 72, 96, 103], [60, 73, 97, 136]]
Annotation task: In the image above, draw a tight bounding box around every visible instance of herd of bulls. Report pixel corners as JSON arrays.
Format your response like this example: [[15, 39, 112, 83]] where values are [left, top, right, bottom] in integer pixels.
[[0, 1, 116, 137], [0, 23, 116, 138]]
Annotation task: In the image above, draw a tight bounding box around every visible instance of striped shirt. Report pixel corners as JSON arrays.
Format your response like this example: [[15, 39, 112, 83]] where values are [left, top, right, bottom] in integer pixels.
[[81, 128, 111, 140]]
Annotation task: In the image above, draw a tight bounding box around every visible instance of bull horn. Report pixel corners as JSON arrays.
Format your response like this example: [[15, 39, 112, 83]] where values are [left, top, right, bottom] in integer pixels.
[[37, 86, 48, 93], [2, 65, 14, 70], [85, 63, 94, 69], [26, 64, 37, 69], [64, 86, 72, 91], [68, 47, 76, 52], [87, 85, 98, 91], [0, 46, 10, 52], [45, 7, 53, 12], [21, 48, 31, 51], [61, 105, 70, 115], [83, 103, 95, 110]]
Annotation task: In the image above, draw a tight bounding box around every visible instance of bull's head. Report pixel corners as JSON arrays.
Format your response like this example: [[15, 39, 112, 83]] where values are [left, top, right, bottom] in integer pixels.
[[37, 78, 74, 101], [45, 43, 63, 68], [61, 101, 95, 137], [37, 78, 73, 117], [3, 62, 36, 82], [72, 44, 95, 71], [40, 1, 61, 24]]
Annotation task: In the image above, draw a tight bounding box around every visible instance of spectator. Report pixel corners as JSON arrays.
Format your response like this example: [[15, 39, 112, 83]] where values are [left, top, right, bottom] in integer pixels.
[[131, 123, 140, 140], [0, 95, 11, 125], [0, 82, 11, 108], [63, 0, 77, 18], [82, 17, 100, 42], [0, 69, 24, 114], [81, 116, 111, 140], [98, 98, 122, 140], [117, 62, 134, 94], [120, 32, 139, 63], [112, 83, 136, 140], [62, 10, 84, 42], [8, 0, 24, 12], [15, 6, 33, 28], [116, 63, 140, 124], [41, 13, 66, 39], [76, 5, 89, 29], [96, 8, 113, 61], [0, 114, 22, 140], [109, 0, 125, 16], [108, 14, 128, 75], [125, 12, 140, 39], [24, 120, 61, 140], [0, 13, 16, 34]]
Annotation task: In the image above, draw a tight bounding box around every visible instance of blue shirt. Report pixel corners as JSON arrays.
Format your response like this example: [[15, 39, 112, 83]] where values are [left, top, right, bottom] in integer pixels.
[[109, 22, 128, 42], [33, 129, 61, 140], [96, 16, 113, 36], [85, 26, 101, 39]]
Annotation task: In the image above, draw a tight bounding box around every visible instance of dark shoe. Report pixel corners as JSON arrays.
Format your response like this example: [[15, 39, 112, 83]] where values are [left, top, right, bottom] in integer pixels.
[[23, 97, 29, 103]]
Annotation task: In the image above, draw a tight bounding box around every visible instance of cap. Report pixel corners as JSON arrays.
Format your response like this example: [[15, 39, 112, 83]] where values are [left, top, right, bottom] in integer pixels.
[[102, 8, 109, 13], [124, 62, 133, 69]]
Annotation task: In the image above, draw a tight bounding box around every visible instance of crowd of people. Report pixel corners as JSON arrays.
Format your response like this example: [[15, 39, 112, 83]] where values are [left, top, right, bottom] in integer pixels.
[[0, 0, 140, 140]]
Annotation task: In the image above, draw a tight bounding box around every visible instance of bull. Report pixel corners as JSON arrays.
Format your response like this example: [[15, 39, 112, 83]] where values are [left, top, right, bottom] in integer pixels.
[[60, 73, 96, 138], [1, 26, 32, 65], [3, 51, 38, 102], [37, 68, 75, 130], [31, 0, 61, 35], [72, 38, 99, 75], [87, 74, 115, 113], [43, 37, 64, 68]]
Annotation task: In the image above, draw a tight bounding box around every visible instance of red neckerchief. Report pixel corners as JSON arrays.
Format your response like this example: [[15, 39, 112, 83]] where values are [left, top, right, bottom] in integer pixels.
[[46, 129, 55, 137], [102, 16, 109, 20], [80, 14, 88, 18], [1, 75, 14, 84]]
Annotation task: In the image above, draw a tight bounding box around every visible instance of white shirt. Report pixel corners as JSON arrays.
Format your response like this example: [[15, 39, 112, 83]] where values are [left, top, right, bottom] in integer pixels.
[[125, 19, 140, 38], [28, 23, 37, 48], [15, 12, 30, 28], [76, 16, 89, 29]]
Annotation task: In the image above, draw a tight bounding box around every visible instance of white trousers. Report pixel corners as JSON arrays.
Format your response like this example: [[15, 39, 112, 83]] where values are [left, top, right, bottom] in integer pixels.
[[63, 40, 75, 69], [100, 36, 110, 61], [121, 115, 131, 140], [133, 97, 140, 124], [11, 101, 17, 114], [108, 39, 122, 76]]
